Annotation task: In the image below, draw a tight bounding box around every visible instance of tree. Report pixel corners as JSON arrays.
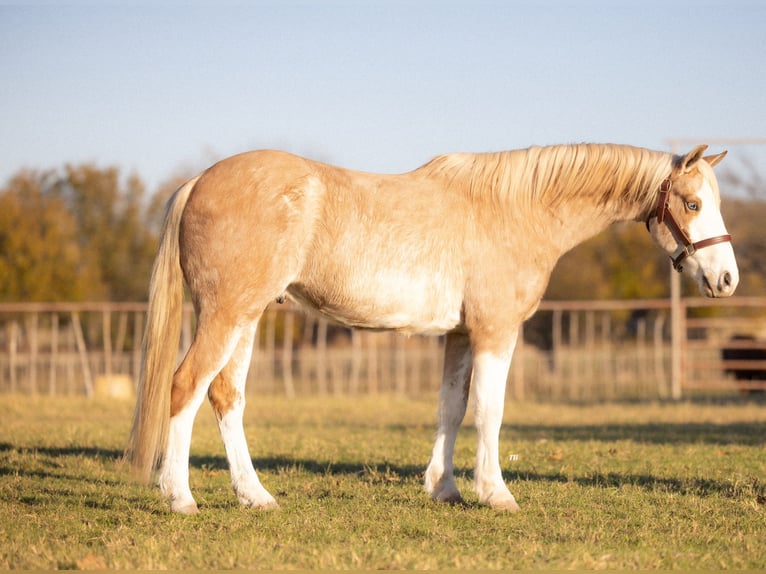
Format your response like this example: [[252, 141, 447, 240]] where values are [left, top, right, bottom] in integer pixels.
[[719, 198, 766, 296], [52, 165, 160, 301], [0, 164, 162, 302], [0, 171, 98, 301], [546, 222, 669, 301]]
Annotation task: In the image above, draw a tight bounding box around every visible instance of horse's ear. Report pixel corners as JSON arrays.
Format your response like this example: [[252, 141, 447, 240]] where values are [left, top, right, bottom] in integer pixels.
[[703, 150, 728, 168], [675, 144, 708, 174]]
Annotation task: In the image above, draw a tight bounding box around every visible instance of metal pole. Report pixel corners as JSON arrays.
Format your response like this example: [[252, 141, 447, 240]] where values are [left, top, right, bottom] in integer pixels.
[[667, 139, 683, 399], [669, 260, 683, 399]]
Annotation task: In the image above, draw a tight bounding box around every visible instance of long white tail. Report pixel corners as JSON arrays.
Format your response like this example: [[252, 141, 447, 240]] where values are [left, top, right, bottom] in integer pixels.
[[125, 176, 199, 482]]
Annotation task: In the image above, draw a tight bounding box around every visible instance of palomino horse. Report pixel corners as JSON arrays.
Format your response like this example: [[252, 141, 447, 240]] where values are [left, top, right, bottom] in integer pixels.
[[127, 143, 738, 513]]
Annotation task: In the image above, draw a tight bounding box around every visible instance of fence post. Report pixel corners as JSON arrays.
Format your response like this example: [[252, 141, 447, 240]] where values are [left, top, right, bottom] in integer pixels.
[[8, 321, 18, 393], [316, 319, 327, 394], [552, 309, 562, 398], [670, 267, 683, 400], [350, 330, 362, 393], [71, 312, 94, 397], [367, 333, 379, 394], [26, 313, 39, 394], [50, 313, 59, 395], [513, 323, 525, 401], [653, 313, 667, 397], [102, 309, 112, 377], [115, 312, 128, 356], [132, 311, 143, 386], [282, 310, 296, 398], [395, 335, 406, 394]]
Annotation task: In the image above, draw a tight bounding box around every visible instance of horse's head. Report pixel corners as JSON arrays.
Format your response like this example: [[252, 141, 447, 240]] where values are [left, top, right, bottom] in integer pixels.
[[647, 145, 739, 298]]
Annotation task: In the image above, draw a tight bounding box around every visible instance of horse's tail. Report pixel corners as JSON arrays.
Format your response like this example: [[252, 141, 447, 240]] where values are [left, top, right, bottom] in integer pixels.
[[125, 175, 199, 482]]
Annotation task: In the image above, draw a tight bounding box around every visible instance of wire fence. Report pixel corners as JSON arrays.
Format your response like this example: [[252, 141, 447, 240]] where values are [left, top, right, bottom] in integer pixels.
[[1, 298, 765, 401]]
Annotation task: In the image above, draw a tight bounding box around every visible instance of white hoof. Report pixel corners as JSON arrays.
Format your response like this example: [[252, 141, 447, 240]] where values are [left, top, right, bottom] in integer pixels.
[[161, 481, 199, 514], [239, 494, 280, 510], [242, 497, 280, 510], [425, 470, 463, 504], [235, 482, 280, 510], [476, 481, 521, 511], [487, 492, 520, 512], [431, 482, 464, 504], [170, 499, 200, 514]]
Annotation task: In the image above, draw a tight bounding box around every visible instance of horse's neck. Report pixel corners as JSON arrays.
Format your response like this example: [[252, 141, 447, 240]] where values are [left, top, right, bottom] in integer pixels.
[[528, 180, 653, 259], [421, 145, 667, 256], [533, 150, 668, 254]]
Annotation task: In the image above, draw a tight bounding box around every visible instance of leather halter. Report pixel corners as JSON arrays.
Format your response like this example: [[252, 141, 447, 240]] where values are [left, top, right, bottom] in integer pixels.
[[646, 179, 732, 272]]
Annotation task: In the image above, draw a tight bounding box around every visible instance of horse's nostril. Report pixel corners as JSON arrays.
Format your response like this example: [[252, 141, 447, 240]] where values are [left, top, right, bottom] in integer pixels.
[[723, 271, 732, 288]]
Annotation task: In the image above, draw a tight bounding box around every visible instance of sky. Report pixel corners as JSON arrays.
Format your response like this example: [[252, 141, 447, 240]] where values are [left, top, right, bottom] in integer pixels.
[[1, 0, 765, 194]]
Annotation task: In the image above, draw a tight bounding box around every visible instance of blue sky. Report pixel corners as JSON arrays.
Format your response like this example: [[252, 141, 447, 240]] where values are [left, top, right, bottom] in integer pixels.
[[1, 0, 764, 193]]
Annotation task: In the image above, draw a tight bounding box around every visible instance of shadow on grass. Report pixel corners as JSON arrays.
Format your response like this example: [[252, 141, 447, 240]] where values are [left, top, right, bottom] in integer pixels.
[[2, 413, 764, 510], [508, 421, 766, 446], [2, 442, 763, 509], [186, 453, 764, 501], [189, 452, 425, 478], [505, 469, 765, 500], [0, 444, 125, 459]]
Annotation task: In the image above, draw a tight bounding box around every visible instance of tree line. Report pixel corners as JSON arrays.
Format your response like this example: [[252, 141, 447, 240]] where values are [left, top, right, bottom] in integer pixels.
[[0, 165, 180, 302], [1, 162, 764, 303]]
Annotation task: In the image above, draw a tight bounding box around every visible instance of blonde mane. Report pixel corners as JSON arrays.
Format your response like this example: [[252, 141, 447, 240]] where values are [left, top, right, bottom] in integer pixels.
[[419, 143, 674, 215]]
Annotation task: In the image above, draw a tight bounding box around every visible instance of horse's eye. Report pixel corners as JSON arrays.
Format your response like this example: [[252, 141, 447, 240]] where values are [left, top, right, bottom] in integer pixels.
[[685, 201, 699, 212]]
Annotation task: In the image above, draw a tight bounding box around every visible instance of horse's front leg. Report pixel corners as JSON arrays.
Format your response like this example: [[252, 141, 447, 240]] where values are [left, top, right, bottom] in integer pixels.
[[472, 331, 520, 511], [425, 331, 473, 503]]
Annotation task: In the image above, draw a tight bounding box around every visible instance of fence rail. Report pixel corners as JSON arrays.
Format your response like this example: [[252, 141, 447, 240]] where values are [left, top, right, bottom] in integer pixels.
[[1, 298, 765, 400]]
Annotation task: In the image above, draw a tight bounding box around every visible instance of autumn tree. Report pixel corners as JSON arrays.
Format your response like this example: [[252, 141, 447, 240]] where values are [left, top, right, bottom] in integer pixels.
[[0, 171, 98, 301], [546, 222, 670, 301], [718, 198, 766, 296], [46, 165, 163, 301], [0, 165, 162, 302]]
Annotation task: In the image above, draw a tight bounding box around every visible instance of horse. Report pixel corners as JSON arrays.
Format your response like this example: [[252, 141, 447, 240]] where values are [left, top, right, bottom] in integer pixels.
[[126, 143, 738, 513]]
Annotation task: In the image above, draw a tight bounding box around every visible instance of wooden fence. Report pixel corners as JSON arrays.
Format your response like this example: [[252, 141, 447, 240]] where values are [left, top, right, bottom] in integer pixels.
[[1, 298, 765, 400]]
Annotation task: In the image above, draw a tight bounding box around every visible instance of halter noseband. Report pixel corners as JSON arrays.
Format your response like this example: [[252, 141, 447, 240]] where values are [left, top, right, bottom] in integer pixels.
[[646, 179, 732, 272]]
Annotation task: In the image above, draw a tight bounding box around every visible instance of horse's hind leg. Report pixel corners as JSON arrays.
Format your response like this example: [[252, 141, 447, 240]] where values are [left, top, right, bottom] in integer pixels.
[[158, 319, 243, 514], [425, 332, 473, 503], [208, 319, 278, 510]]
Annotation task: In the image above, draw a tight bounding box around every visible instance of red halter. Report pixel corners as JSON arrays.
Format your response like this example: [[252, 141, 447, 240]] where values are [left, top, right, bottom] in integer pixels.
[[646, 179, 732, 272]]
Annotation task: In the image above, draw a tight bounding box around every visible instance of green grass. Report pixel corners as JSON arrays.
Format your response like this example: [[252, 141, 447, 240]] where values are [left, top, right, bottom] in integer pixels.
[[1, 394, 765, 569]]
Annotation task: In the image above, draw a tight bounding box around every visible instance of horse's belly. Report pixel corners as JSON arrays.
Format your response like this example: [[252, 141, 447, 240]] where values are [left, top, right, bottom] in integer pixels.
[[288, 269, 463, 335]]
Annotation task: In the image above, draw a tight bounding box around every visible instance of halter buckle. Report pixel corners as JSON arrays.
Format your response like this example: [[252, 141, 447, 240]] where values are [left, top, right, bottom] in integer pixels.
[[656, 179, 671, 224]]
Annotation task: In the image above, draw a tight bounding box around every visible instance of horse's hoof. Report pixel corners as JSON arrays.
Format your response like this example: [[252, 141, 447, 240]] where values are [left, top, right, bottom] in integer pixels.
[[171, 501, 200, 515], [427, 477, 464, 505], [489, 494, 520, 512], [248, 499, 280, 511], [432, 489, 464, 505], [240, 495, 280, 511]]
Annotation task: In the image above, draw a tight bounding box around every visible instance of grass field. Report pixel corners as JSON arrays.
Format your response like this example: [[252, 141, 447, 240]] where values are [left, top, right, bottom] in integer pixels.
[[1, 393, 765, 569]]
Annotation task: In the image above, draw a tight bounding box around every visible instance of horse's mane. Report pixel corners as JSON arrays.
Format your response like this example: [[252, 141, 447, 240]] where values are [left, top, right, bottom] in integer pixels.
[[419, 144, 673, 215]]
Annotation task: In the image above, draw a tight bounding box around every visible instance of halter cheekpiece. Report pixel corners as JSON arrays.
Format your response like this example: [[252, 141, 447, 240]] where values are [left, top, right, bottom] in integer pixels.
[[646, 178, 732, 272]]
